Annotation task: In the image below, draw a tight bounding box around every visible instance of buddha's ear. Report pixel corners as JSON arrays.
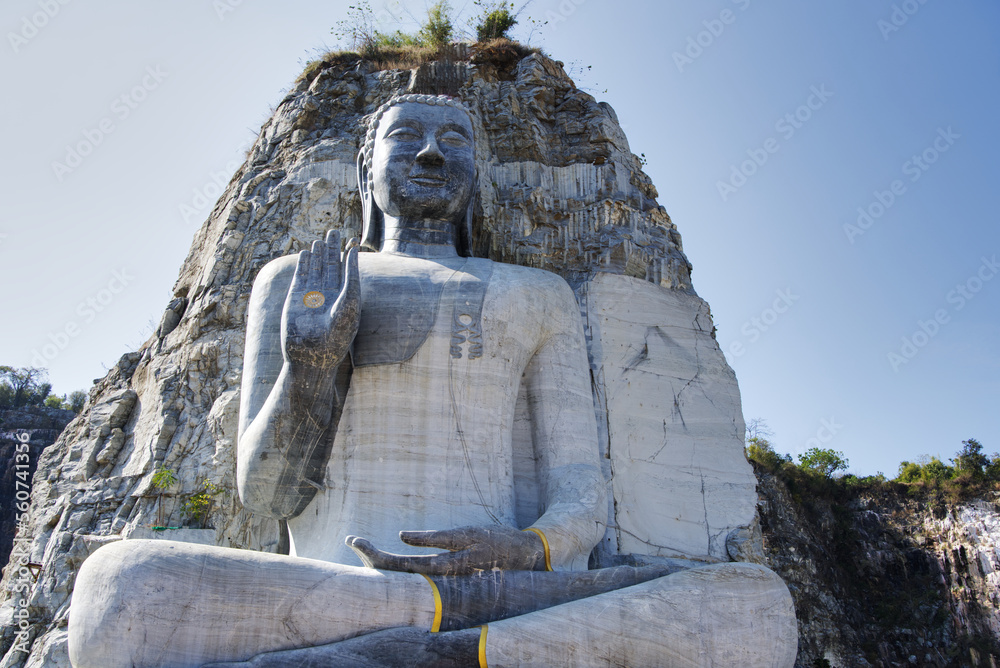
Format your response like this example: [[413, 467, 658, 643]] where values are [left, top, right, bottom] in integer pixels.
[[357, 152, 382, 252], [457, 169, 478, 258]]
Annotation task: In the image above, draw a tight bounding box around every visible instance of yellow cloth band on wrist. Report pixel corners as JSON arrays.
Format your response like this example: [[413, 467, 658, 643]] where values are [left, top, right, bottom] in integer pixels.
[[523, 527, 552, 571], [420, 574, 442, 633], [478, 624, 489, 668]]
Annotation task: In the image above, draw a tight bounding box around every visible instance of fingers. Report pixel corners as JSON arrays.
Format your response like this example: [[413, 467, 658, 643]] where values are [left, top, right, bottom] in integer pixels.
[[347, 536, 423, 572], [345, 535, 380, 569], [339, 245, 360, 309], [291, 249, 312, 292], [325, 229, 342, 289], [400, 528, 475, 552], [309, 240, 325, 287], [346, 535, 474, 575]]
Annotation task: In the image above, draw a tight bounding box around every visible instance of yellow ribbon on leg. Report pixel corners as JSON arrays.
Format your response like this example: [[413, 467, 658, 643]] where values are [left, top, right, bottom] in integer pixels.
[[523, 527, 553, 571]]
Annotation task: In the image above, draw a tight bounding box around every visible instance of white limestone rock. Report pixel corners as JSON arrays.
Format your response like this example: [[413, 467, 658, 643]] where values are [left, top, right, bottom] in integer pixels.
[[581, 273, 755, 561]]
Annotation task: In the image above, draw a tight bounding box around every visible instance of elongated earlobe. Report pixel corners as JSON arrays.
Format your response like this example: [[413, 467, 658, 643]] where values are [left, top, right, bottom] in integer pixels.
[[457, 171, 478, 258], [357, 153, 382, 252]]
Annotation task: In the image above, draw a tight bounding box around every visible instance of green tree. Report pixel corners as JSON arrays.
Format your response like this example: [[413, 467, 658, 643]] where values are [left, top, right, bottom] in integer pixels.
[[921, 457, 953, 482], [68, 390, 87, 413], [475, 1, 517, 41], [986, 453, 1000, 482], [954, 438, 988, 480], [419, 1, 454, 48], [152, 465, 178, 490], [897, 460, 922, 483], [151, 465, 177, 527], [744, 419, 792, 470], [182, 482, 221, 529], [0, 366, 49, 408], [44, 394, 66, 410], [797, 447, 849, 478]]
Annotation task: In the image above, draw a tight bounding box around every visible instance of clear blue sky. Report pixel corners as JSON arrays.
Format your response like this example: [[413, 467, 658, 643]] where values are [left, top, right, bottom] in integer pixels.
[[2, 1, 997, 475]]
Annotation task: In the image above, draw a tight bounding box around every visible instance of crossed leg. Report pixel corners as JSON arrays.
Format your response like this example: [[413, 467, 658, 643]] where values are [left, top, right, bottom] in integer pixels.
[[68, 540, 436, 667], [68, 540, 796, 668]]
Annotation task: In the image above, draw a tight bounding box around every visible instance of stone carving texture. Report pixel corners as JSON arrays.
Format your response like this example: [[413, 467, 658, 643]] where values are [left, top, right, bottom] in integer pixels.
[[581, 273, 754, 561], [0, 51, 755, 666]]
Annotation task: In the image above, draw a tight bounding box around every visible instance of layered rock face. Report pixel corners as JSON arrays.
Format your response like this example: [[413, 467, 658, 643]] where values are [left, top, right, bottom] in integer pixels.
[[0, 407, 75, 571], [756, 468, 1000, 667], [0, 50, 755, 667]]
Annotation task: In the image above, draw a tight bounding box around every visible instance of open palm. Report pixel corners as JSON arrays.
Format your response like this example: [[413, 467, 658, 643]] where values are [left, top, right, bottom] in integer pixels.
[[282, 230, 360, 371]]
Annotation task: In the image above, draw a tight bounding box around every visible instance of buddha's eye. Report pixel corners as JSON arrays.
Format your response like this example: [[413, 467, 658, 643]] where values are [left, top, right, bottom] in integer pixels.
[[386, 127, 421, 141], [440, 131, 471, 147]]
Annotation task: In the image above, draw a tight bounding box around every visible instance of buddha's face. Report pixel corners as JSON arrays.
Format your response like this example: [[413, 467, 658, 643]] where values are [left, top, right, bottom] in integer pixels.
[[370, 102, 476, 223]]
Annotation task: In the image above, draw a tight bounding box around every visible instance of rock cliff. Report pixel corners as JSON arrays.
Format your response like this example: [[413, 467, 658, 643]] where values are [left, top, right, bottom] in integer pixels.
[[756, 466, 1000, 667], [4, 44, 998, 668], [0, 47, 756, 667], [0, 407, 75, 572]]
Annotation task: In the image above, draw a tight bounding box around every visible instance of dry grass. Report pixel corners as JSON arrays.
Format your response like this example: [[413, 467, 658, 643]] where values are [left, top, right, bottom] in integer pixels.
[[297, 50, 365, 85], [470, 38, 538, 72], [297, 38, 540, 86]]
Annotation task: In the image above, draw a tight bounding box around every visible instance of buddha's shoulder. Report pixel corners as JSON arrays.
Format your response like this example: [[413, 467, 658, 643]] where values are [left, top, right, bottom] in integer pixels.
[[254, 254, 298, 285], [485, 259, 570, 288], [482, 260, 577, 308]]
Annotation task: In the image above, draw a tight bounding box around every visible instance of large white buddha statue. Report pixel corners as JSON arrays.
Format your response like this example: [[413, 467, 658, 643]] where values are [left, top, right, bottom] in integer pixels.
[[67, 95, 796, 667]]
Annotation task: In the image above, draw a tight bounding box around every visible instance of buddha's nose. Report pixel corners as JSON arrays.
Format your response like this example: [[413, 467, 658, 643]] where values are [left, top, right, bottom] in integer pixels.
[[415, 136, 445, 165]]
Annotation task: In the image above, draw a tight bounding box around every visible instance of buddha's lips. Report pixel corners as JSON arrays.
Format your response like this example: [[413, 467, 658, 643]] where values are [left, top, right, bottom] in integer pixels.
[[409, 173, 447, 187]]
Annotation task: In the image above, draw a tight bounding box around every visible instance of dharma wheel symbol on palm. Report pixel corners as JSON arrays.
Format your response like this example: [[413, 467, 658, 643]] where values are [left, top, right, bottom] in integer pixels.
[[303, 291, 325, 309]]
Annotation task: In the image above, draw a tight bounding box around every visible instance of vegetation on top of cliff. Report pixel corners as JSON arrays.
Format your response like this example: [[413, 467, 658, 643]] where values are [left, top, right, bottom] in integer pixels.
[[0, 365, 85, 414], [746, 418, 999, 505], [297, 1, 541, 85]]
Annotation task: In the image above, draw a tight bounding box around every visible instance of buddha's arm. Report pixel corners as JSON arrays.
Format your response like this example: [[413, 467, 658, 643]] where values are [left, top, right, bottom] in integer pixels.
[[522, 278, 608, 569], [237, 234, 359, 519]]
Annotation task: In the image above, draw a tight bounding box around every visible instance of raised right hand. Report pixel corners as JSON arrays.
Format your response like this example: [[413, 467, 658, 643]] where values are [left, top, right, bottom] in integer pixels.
[[281, 230, 360, 371]]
